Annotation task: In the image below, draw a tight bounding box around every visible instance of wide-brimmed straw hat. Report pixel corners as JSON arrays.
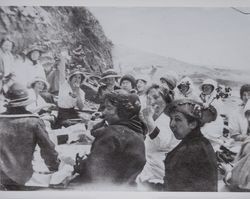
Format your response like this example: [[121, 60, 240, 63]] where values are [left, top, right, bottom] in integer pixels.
[[68, 66, 86, 82], [27, 76, 50, 90], [101, 69, 121, 80], [165, 99, 217, 125], [5, 83, 33, 107], [23, 44, 47, 55]]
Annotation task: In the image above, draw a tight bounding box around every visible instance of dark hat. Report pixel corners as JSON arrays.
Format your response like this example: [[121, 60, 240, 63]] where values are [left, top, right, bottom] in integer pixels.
[[160, 74, 178, 90], [5, 83, 33, 107], [240, 84, 250, 100], [104, 89, 141, 120], [120, 74, 136, 89], [101, 69, 121, 80], [165, 99, 217, 125]]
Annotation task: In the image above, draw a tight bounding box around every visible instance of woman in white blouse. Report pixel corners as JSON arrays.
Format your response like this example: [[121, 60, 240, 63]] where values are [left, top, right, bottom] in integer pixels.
[[54, 51, 86, 128], [26, 76, 54, 114], [137, 84, 179, 190]]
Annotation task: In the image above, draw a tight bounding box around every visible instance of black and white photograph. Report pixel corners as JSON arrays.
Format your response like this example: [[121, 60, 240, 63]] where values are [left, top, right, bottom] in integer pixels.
[[0, 0, 250, 197]]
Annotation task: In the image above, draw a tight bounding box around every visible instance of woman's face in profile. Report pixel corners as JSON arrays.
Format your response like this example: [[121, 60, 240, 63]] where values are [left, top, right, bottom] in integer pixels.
[[169, 111, 194, 140], [102, 99, 119, 124]]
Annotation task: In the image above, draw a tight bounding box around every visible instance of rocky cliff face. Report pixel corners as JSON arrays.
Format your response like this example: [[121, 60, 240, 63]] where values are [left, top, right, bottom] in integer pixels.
[[0, 6, 113, 74]]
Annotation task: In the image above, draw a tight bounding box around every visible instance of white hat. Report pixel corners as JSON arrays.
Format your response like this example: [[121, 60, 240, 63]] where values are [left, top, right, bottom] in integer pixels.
[[27, 76, 50, 90], [200, 79, 217, 91]]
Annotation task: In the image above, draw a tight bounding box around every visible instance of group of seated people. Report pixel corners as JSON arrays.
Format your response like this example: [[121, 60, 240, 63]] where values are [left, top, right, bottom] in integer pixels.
[[1, 37, 250, 192]]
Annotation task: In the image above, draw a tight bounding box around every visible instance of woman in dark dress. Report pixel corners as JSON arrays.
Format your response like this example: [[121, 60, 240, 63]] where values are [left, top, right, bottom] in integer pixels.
[[73, 89, 146, 188], [163, 99, 218, 192]]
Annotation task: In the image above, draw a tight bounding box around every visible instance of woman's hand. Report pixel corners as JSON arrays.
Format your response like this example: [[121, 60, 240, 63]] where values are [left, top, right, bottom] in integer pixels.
[[42, 103, 56, 111], [142, 106, 154, 122]]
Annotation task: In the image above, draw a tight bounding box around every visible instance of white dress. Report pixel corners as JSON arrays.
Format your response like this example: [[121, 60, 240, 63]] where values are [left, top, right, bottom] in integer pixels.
[[137, 113, 179, 184], [229, 104, 248, 138]]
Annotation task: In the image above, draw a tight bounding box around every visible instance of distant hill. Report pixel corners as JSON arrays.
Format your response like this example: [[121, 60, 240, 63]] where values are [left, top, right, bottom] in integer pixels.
[[112, 44, 250, 95]]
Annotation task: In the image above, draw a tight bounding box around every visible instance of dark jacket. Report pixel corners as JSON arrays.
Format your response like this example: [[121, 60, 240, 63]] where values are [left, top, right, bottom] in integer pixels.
[[164, 129, 218, 192], [77, 121, 146, 185], [0, 108, 60, 185]]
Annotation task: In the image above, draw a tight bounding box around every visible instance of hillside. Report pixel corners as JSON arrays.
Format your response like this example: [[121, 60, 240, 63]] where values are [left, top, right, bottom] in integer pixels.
[[0, 6, 113, 74], [112, 44, 250, 94]]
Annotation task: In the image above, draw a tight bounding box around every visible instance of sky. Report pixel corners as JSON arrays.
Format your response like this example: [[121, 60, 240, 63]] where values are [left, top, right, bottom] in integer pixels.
[[88, 7, 250, 70]]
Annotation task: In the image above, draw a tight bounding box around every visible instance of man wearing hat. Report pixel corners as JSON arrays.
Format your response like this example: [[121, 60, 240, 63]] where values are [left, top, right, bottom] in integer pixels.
[[0, 83, 60, 190], [163, 99, 218, 191]]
